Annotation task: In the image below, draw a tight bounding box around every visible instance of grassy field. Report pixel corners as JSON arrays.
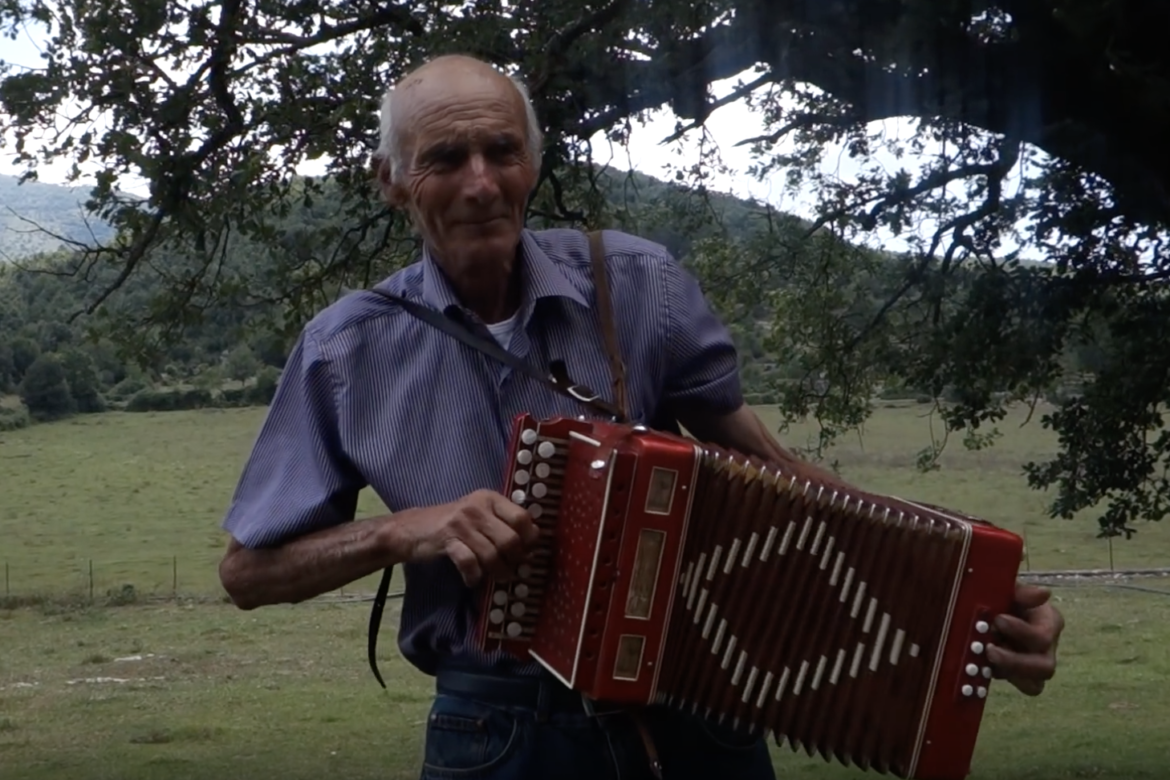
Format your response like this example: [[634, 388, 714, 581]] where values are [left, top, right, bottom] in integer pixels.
[[1, 402, 1169, 779], [1, 583, 1168, 780], [0, 401, 1165, 602]]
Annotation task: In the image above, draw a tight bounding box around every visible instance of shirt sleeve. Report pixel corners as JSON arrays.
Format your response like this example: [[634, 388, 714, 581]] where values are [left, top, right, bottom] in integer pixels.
[[221, 327, 366, 549], [660, 254, 744, 416]]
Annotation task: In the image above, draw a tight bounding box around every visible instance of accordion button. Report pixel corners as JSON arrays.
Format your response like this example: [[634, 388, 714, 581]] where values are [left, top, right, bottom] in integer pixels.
[[515, 583, 529, 598], [591, 459, 607, 470], [965, 663, 979, 676], [517, 450, 533, 465], [510, 602, 526, 617], [538, 441, 556, 458], [528, 504, 543, 519], [982, 667, 992, 679], [493, 590, 508, 605], [970, 642, 984, 654], [515, 470, 530, 485], [489, 609, 504, 624], [961, 685, 974, 697], [522, 429, 538, 444], [977, 687, 988, 699], [512, 490, 527, 503], [506, 622, 523, 637], [975, 620, 990, 634], [535, 463, 551, 479], [532, 483, 548, 498]]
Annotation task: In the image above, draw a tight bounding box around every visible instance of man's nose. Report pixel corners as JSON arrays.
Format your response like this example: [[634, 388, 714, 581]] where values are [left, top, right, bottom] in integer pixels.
[[462, 153, 500, 199]]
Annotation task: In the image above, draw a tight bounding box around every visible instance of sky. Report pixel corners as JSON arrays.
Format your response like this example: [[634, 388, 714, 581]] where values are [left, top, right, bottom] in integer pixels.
[[0, 17, 1020, 258]]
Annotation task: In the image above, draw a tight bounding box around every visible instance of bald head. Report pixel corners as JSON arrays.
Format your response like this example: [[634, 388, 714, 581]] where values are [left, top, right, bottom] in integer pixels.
[[376, 55, 543, 185]]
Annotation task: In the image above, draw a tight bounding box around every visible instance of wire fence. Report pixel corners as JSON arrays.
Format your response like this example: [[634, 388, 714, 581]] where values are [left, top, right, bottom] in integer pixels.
[[0, 557, 392, 608], [2, 541, 1167, 610]]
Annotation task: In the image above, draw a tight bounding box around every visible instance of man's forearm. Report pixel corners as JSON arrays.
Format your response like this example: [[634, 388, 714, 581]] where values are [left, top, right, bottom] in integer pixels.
[[681, 403, 853, 490], [219, 514, 405, 609]]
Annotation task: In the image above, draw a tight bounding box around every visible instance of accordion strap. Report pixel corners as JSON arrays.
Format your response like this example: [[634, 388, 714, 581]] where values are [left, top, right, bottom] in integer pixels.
[[587, 229, 630, 421]]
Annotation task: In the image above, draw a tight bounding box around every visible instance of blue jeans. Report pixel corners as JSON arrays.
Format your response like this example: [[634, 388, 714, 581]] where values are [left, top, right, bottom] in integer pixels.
[[418, 668, 777, 780]]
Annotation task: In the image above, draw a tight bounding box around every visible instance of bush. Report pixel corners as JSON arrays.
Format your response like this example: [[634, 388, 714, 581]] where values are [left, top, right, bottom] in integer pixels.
[[109, 375, 151, 400], [0, 405, 30, 431], [125, 387, 214, 412]]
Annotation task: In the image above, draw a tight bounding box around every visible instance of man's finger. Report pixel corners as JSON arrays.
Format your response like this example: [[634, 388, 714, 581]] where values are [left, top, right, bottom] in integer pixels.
[[446, 539, 483, 588], [985, 642, 1056, 683], [993, 613, 1055, 655], [1013, 583, 1052, 610], [492, 493, 541, 546]]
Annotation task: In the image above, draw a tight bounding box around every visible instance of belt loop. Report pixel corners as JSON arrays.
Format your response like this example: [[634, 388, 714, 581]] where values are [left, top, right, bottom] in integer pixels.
[[535, 679, 551, 723]]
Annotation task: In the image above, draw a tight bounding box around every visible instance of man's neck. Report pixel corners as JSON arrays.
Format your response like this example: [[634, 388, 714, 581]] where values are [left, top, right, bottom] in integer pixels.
[[434, 249, 524, 324]]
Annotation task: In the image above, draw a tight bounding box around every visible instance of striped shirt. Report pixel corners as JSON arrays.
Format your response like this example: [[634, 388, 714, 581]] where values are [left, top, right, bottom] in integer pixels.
[[221, 227, 743, 677]]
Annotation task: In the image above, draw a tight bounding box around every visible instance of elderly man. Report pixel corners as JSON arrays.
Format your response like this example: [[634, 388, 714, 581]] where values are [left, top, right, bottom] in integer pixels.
[[218, 54, 1063, 779]]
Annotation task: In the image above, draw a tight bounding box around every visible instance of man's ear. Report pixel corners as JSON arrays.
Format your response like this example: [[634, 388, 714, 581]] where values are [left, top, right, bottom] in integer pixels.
[[371, 153, 408, 208]]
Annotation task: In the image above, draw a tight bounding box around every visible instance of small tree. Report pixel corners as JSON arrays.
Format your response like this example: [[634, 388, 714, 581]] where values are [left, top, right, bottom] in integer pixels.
[[224, 345, 260, 385], [19, 354, 76, 421]]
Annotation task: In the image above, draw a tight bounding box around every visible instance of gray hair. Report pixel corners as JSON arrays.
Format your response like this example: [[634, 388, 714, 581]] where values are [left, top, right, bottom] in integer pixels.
[[376, 73, 544, 185]]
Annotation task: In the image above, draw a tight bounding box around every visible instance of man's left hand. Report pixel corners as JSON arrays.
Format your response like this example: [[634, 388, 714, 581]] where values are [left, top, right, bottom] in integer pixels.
[[985, 581, 1064, 696]]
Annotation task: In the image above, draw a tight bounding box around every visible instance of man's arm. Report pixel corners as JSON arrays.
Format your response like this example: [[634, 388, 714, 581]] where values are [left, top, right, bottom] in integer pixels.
[[679, 402, 852, 489]]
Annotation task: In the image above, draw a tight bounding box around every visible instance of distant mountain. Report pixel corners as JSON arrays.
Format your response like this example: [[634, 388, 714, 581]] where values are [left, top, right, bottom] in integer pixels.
[[0, 175, 117, 261]]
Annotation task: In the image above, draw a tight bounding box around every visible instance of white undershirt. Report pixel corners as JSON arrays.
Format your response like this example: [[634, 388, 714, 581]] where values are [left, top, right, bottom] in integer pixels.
[[485, 313, 519, 349]]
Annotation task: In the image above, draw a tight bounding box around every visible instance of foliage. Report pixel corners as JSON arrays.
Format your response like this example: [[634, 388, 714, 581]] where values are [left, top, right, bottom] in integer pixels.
[[18, 352, 75, 420], [2, 0, 1170, 534]]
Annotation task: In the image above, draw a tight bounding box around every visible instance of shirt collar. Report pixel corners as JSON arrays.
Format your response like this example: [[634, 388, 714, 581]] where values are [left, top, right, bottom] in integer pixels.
[[420, 228, 589, 315]]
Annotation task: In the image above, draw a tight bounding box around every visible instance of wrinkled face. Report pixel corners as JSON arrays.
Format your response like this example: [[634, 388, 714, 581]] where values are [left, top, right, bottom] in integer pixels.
[[379, 63, 538, 289]]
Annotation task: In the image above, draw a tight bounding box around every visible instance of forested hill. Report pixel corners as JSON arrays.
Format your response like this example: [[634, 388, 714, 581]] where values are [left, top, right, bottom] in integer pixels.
[[0, 175, 119, 261]]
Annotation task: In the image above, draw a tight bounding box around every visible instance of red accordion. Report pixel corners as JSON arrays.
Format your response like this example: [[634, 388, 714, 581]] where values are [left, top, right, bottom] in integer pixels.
[[475, 414, 1023, 780]]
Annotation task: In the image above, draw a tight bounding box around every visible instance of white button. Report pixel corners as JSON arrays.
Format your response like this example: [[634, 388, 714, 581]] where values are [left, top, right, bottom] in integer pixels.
[[514, 584, 529, 598], [965, 663, 979, 676], [506, 622, 522, 637], [528, 504, 543, 519], [493, 590, 507, 605], [961, 685, 974, 696], [971, 642, 984, 654], [535, 463, 551, 479], [511, 490, 526, 503], [517, 450, 533, 465], [521, 429, 537, 444], [977, 687, 987, 699], [982, 667, 992, 679], [510, 602, 526, 617], [538, 441, 556, 458], [975, 620, 989, 634], [532, 483, 548, 498], [489, 609, 504, 624], [514, 470, 530, 485]]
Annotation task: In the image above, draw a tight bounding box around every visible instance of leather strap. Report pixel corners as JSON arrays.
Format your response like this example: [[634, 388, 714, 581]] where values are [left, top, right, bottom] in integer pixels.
[[586, 230, 630, 421]]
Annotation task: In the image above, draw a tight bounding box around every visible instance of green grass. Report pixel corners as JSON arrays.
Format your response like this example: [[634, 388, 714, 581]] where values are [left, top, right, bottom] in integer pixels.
[[1, 403, 1169, 779], [0, 583, 1167, 780], [0, 407, 392, 598], [3, 402, 1159, 603]]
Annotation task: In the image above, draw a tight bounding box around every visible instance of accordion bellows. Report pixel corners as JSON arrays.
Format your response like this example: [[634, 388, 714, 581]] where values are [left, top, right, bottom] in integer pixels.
[[476, 414, 1023, 780]]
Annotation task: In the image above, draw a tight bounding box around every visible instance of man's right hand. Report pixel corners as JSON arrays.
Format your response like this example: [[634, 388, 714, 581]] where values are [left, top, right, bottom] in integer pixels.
[[390, 489, 540, 587]]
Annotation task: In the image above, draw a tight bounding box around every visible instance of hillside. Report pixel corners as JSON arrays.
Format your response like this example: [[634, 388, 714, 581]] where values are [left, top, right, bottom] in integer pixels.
[[0, 175, 118, 260]]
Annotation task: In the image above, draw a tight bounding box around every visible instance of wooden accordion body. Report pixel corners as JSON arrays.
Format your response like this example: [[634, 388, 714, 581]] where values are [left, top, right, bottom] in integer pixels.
[[475, 414, 1024, 780]]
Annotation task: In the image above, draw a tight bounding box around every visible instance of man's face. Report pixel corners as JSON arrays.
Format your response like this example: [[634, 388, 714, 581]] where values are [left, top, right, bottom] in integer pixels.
[[381, 64, 538, 288]]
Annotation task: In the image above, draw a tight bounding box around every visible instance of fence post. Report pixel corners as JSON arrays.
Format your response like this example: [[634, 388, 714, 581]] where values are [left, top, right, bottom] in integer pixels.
[[89, 559, 94, 601], [172, 556, 177, 596]]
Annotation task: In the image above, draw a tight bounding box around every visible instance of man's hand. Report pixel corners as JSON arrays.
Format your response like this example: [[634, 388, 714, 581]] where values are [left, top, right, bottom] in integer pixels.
[[985, 582, 1064, 696], [392, 489, 541, 587]]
